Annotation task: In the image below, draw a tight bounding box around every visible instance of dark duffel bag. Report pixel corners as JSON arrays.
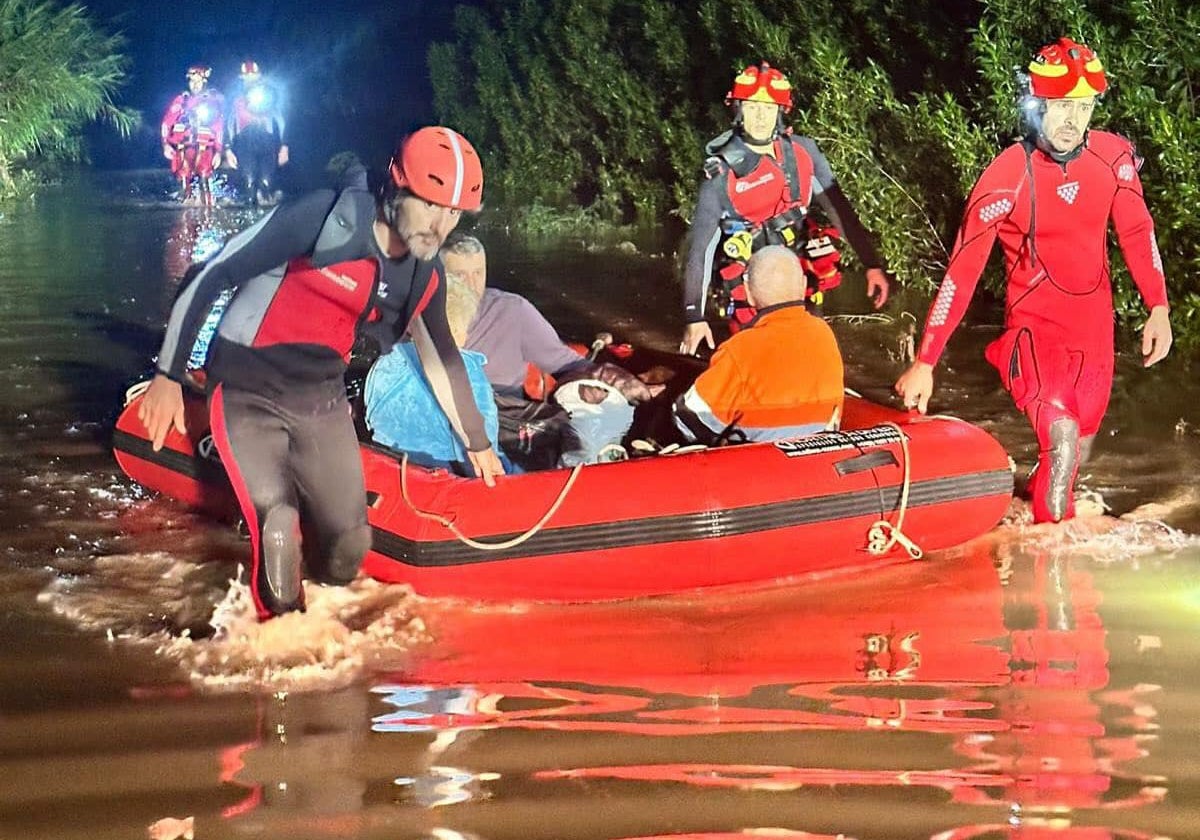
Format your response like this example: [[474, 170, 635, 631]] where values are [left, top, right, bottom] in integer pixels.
[[495, 393, 578, 473]]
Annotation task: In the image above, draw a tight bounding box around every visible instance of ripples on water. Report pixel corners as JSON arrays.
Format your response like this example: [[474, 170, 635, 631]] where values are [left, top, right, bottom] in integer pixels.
[[3, 178, 1200, 840]]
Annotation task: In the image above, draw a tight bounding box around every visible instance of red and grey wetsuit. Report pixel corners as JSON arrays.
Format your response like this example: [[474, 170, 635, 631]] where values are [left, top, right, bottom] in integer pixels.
[[683, 131, 882, 327], [916, 131, 1168, 522], [156, 167, 489, 617], [160, 89, 225, 178]]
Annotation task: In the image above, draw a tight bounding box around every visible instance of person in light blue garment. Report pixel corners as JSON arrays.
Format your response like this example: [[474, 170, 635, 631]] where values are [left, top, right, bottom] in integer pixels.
[[364, 339, 502, 472], [365, 234, 658, 471]]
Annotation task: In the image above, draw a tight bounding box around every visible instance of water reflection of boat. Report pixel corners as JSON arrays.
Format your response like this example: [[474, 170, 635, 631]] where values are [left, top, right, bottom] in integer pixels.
[[372, 545, 1163, 838], [111, 345, 1012, 601]]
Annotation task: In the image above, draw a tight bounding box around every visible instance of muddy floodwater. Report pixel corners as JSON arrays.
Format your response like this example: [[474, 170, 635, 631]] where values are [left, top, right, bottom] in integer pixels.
[[2, 175, 1200, 840]]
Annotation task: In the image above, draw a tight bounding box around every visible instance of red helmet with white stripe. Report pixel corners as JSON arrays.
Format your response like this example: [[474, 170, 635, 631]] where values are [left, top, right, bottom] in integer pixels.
[[389, 127, 483, 212], [1028, 37, 1107, 99]]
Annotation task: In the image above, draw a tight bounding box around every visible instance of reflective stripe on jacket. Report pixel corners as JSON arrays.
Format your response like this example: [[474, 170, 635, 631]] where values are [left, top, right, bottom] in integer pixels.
[[675, 302, 843, 442]]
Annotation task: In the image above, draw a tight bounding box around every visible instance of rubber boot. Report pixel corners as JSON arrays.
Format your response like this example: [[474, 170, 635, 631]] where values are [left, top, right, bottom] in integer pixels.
[[1029, 417, 1080, 523], [254, 504, 305, 619]]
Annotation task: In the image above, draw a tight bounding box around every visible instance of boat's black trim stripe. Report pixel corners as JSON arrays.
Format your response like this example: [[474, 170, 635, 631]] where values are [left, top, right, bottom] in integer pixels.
[[114, 428, 1012, 568], [113, 428, 229, 484], [372, 469, 1014, 567]]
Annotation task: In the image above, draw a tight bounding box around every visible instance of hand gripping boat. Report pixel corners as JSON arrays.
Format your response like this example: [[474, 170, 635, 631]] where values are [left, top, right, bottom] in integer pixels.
[[111, 350, 1013, 602]]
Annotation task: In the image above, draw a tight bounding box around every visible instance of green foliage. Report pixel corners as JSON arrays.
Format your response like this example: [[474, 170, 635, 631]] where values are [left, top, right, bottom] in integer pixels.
[[430, 0, 705, 226], [0, 0, 137, 199], [429, 0, 1200, 344]]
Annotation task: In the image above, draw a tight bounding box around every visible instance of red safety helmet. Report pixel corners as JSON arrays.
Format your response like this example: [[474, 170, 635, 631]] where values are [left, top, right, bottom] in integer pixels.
[[389, 126, 483, 212], [186, 64, 212, 81], [1028, 37, 1107, 99], [239, 59, 260, 77], [725, 62, 793, 111]]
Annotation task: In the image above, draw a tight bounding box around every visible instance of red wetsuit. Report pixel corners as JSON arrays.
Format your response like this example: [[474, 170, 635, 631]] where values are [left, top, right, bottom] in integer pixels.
[[161, 89, 226, 180], [917, 131, 1168, 521]]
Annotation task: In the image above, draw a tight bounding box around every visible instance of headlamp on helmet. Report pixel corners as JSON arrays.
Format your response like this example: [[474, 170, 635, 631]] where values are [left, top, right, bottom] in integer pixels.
[[246, 84, 272, 112]]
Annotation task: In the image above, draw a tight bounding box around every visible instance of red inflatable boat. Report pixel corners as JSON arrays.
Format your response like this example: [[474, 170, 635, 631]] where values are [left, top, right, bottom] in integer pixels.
[[112, 349, 1012, 602]]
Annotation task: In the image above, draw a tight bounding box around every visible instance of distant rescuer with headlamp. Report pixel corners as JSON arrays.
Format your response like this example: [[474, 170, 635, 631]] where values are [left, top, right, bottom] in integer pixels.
[[160, 64, 225, 204], [226, 59, 288, 206], [137, 126, 504, 620], [680, 61, 890, 355], [895, 37, 1173, 524]]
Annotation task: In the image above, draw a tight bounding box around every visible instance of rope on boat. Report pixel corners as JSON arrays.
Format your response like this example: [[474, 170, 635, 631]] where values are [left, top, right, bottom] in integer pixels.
[[866, 421, 924, 560], [124, 379, 152, 406], [399, 453, 584, 551]]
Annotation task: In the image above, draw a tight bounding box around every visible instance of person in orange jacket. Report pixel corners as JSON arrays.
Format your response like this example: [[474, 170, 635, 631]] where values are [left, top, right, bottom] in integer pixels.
[[674, 245, 844, 443]]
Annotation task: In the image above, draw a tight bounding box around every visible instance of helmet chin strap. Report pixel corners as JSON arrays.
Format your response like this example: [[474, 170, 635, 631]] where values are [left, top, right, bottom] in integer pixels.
[[733, 104, 786, 145], [1035, 128, 1088, 164]]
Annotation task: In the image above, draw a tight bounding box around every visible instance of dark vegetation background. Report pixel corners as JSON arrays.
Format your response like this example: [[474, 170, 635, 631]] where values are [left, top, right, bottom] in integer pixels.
[[2, 0, 1197, 343]]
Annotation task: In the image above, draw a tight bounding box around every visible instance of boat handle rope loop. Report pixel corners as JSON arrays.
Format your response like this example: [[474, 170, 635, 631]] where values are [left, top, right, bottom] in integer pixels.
[[124, 379, 153, 406], [865, 421, 924, 560], [399, 453, 585, 551]]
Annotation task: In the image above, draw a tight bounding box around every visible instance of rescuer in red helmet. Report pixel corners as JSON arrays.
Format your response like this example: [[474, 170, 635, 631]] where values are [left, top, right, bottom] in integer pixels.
[[137, 126, 503, 620], [225, 58, 289, 206], [896, 37, 1173, 523], [681, 61, 890, 354], [160, 64, 226, 205]]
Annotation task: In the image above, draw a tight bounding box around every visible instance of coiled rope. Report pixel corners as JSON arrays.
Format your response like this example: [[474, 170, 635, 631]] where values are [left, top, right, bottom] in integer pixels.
[[865, 421, 924, 560]]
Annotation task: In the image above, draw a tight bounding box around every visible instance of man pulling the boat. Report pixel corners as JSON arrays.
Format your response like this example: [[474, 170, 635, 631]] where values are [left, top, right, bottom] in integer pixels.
[[137, 127, 503, 620], [895, 38, 1173, 523]]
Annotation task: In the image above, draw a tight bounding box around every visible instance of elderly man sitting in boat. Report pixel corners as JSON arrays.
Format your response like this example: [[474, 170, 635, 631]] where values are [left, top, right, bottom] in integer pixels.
[[674, 245, 844, 443], [364, 234, 655, 472]]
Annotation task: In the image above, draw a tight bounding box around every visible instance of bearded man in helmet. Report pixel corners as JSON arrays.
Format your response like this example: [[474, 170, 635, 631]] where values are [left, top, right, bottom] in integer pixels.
[[895, 38, 1173, 524], [681, 61, 890, 355], [138, 126, 504, 620]]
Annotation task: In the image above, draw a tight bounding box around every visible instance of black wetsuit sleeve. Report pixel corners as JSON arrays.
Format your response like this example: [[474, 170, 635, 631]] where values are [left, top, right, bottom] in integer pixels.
[[683, 176, 726, 323], [156, 189, 337, 381], [814, 183, 884, 271], [410, 276, 491, 453]]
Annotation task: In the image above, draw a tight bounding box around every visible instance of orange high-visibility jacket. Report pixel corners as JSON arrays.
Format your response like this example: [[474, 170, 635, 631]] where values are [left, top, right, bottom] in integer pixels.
[[675, 302, 843, 442]]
